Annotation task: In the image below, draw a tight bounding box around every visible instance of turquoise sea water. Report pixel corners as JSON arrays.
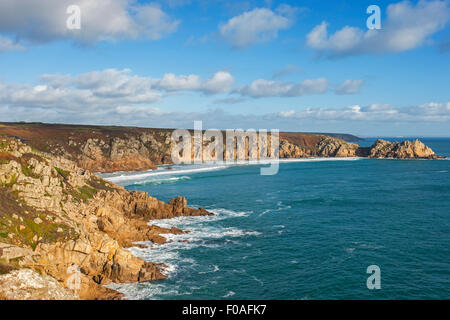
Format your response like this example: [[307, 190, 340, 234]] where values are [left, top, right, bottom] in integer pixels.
[[103, 138, 450, 300]]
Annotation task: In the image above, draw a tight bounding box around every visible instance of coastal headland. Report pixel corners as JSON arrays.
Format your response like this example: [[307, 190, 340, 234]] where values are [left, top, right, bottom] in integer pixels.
[[0, 122, 443, 299]]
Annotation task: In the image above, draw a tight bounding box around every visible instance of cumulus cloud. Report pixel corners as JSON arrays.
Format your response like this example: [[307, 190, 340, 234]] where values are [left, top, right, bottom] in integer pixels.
[[0, 0, 179, 47], [306, 0, 450, 57], [0, 67, 370, 123], [235, 78, 329, 97], [278, 102, 450, 122], [0, 69, 238, 114], [152, 71, 235, 94], [0, 69, 161, 111], [0, 36, 25, 52], [219, 5, 296, 49], [0, 70, 448, 134], [1, 101, 449, 137], [335, 80, 365, 95]]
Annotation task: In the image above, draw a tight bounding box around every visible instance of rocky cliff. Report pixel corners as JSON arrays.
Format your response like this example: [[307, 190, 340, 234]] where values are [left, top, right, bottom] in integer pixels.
[[0, 123, 175, 172], [279, 135, 441, 159], [0, 123, 371, 172], [368, 139, 441, 159], [279, 135, 361, 158], [0, 123, 442, 175], [0, 136, 210, 300]]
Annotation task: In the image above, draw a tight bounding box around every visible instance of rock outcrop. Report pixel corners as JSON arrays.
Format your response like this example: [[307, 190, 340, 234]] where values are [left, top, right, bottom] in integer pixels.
[[369, 139, 441, 159], [0, 123, 175, 172], [0, 136, 210, 300], [0, 268, 79, 300], [280, 136, 360, 158]]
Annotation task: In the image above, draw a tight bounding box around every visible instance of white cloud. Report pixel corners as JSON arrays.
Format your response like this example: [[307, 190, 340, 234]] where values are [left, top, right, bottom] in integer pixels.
[[288, 78, 330, 96], [1, 101, 449, 137], [0, 0, 179, 47], [278, 102, 450, 122], [134, 5, 180, 40], [153, 74, 201, 91], [236, 78, 329, 97], [0, 69, 238, 114], [335, 80, 365, 95], [0, 36, 25, 52], [219, 6, 295, 49], [152, 71, 235, 94], [1, 69, 159, 111], [236, 79, 290, 97], [306, 0, 450, 57]]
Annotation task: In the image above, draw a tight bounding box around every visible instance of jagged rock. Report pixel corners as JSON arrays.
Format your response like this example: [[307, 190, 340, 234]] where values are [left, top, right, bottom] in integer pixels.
[[316, 137, 359, 157], [169, 196, 188, 214], [0, 135, 211, 300], [369, 139, 440, 159], [0, 269, 79, 300], [280, 136, 359, 158], [0, 243, 37, 264]]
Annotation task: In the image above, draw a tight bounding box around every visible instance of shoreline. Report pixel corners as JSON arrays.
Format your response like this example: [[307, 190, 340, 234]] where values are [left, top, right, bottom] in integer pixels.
[[0, 126, 444, 300]]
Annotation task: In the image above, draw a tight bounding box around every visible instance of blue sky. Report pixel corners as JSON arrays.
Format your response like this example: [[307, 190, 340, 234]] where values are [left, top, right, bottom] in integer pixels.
[[0, 0, 449, 136]]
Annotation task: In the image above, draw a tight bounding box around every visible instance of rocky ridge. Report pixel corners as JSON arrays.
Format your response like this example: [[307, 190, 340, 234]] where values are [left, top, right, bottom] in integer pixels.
[[0, 136, 210, 300], [0, 123, 443, 174], [369, 139, 440, 159]]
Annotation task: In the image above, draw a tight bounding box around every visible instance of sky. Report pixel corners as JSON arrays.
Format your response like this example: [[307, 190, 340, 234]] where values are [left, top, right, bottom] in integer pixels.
[[0, 0, 449, 137]]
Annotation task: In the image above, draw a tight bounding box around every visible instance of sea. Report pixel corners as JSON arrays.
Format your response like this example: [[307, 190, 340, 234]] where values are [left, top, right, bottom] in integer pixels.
[[100, 138, 450, 300]]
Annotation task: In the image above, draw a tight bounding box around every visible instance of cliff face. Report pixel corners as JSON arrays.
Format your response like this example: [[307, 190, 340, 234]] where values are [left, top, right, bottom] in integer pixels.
[[0, 136, 210, 300], [0, 123, 442, 176], [0, 123, 369, 172], [0, 123, 175, 172], [279, 135, 360, 158]]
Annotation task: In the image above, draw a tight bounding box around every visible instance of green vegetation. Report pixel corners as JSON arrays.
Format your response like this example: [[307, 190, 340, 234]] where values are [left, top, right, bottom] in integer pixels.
[[5, 174, 17, 187], [0, 188, 78, 249], [77, 185, 98, 202], [0, 140, 8, 150], [54, 167, 70, 180], [21, 165, 39, 179], [88, 176, 115, 192], [64, 184, 98, 203]]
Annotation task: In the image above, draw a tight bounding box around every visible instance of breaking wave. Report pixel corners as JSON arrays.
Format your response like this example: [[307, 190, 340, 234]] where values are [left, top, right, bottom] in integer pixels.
[[108, 207, 258, 299], [99, 158, 362, 187], [99, 164, 230, 186]]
